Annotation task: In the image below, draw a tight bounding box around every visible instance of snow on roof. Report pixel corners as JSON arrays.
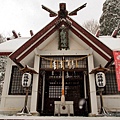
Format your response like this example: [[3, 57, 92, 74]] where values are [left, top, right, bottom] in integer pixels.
[[0, 35, 120, 54], [98, 36, 120, 51], [0, 37, 30, 52]]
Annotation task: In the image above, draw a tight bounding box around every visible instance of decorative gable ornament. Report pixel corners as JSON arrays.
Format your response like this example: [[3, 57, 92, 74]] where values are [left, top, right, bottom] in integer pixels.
[[95, 72, 106, 87], [22, 73, 32, 87]]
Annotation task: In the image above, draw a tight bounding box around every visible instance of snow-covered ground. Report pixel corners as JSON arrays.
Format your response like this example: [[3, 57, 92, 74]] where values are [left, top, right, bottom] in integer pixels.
[[0, 115, 120, 120]]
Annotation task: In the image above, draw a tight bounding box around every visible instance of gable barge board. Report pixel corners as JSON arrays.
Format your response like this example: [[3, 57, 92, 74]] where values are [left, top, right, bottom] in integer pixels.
[[67, 17, 113, 57], [70, 26, 111, 61], [16, 26, 59, 62], [9, 17, 59, 60]]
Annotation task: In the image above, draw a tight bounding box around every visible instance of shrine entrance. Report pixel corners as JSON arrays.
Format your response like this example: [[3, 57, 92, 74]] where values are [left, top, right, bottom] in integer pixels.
[[37, 56, 90, 116]]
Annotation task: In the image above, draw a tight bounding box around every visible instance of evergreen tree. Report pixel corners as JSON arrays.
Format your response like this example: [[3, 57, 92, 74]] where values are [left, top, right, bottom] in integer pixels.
[[99, 0, 120, 35], [0, 34, 6, 43]]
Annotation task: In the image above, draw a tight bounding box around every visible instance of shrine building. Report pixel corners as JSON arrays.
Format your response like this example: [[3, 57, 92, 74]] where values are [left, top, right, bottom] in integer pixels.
[[0, 3, 120, 116]]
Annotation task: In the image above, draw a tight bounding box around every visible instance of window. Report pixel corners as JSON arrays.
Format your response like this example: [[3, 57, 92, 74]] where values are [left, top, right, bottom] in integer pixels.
[[9, 66, 32, 95], [49, 83, 62, 98], [104, 65, 120, 95]]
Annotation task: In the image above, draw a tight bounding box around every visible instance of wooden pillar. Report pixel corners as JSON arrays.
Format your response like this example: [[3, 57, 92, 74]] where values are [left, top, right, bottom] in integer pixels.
[[30, 55, 40, 115], [88, 54, 98, 115]]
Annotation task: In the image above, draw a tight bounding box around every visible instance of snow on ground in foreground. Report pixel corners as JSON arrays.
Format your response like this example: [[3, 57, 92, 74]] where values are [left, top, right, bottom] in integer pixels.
[[0, 115, 119, 120]]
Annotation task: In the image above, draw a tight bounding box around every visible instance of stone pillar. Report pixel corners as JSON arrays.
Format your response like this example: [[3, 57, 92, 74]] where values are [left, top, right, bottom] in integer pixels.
[[88, 54, 98, 115], [30, 55, 40, 115]]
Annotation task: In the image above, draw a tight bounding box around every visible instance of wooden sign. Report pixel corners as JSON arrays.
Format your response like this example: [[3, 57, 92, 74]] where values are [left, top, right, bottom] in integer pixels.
[[59, 25, 69, 50]]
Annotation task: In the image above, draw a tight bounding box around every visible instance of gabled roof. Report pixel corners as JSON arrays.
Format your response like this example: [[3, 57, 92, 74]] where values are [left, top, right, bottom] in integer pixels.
[[7, 16, 113, 68]]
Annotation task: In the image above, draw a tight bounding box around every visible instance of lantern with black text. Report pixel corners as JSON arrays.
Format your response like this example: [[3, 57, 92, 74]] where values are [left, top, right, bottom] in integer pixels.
[[96, 72, 106, 87], [22, 73, 32, 87]]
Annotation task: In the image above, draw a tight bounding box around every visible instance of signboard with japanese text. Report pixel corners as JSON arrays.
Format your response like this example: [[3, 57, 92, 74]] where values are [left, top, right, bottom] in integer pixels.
[[113, 51, 120, 91], [96, 72, 106, 87]]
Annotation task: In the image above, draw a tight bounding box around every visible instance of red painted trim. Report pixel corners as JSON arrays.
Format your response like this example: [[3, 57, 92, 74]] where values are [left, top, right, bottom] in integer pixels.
[[17, 26, 58, 62], [70, 27, 111, 61], [0, 52, 12, 56], [67, 16, 113, 57], [9, 17, 59, 60]]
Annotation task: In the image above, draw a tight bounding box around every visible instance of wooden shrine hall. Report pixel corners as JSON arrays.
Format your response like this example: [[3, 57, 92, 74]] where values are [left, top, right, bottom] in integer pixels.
[[0, 3, 120, 116]]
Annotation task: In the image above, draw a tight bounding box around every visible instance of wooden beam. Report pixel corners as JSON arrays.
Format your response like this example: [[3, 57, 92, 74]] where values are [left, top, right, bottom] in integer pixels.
[[95, 29, 100, 37], [13, 59, 24, 68], [105, 57, 114, 68], [30, 30, 34, 36], [42, 5, 57, 17], [39, 68, 87, 71], [112, 29, 118, 38], [20, 65, 38, 74], [12, 30, 18, 38], [69, 3, 87, 16]]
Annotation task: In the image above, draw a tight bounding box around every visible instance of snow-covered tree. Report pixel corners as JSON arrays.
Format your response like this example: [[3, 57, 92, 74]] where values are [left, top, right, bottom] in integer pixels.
[[83, 19, 99, 35], [99, 0, 120, 35], [0, 34, 6, 43], [0, 34, 7, 96]]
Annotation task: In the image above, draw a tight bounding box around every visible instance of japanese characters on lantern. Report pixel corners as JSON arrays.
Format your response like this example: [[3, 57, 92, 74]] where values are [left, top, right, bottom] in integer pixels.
[[22, 73, 32, 87], [96, 72, 106, 87]]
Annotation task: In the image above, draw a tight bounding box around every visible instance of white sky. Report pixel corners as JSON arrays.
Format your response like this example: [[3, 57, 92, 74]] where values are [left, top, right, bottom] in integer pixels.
[[0, 0, 106, 37]]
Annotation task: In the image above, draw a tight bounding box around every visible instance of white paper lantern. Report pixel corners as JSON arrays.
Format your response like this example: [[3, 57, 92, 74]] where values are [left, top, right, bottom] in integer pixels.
[[96, 72, 106, 87], [22, 73, 32, 87]]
